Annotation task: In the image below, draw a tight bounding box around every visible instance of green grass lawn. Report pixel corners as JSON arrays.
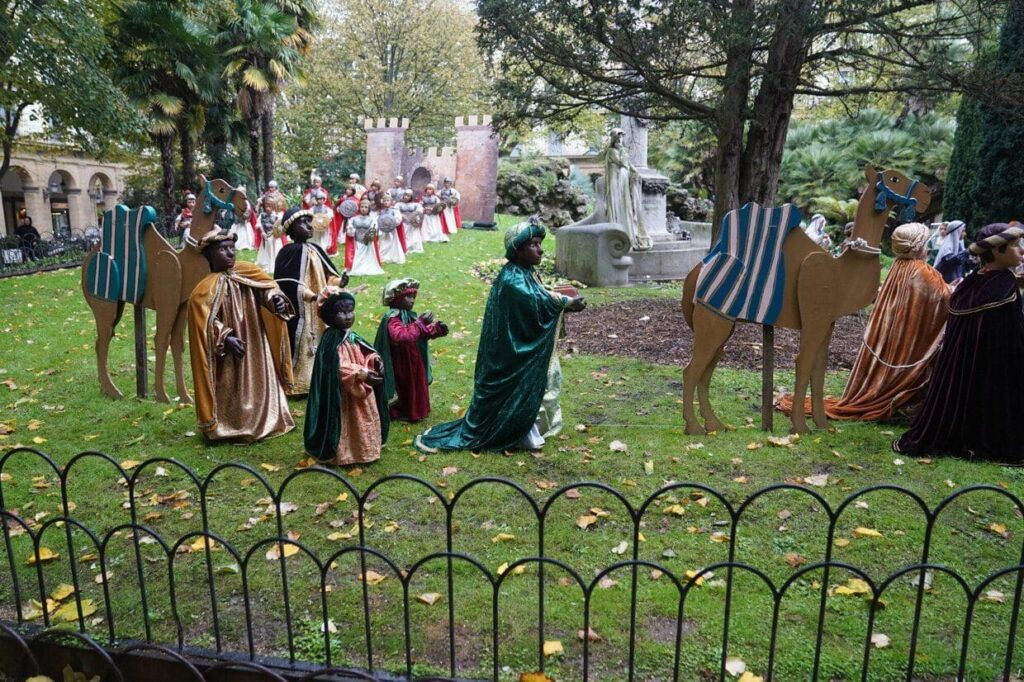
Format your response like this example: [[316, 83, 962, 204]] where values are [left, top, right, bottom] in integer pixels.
[[0, 218, 1022, 681]]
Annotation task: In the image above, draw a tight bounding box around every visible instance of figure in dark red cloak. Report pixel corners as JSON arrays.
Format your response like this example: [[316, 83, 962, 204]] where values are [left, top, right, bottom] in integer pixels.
[[373, 278, 449, 421]]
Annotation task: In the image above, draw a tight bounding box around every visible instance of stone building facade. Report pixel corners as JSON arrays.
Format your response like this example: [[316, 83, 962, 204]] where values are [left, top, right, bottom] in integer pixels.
[[363, 115, 498, 224], [0, 143, 127, 238]]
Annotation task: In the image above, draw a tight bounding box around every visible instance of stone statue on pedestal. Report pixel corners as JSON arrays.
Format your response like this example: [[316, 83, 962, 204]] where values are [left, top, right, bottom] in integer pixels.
[[604, 128, 653, 252]]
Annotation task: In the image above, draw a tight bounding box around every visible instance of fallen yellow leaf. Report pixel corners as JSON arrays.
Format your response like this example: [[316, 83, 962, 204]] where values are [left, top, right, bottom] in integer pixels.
[[265, 544, 300, 560], [853, 527, 883, 539], [833, 578, 871, 596], [260, 463, 281, 473], [416, 592, 442, 605], [542, 640, 563, 657], [120, 460, 140, 471], [26, 547, 60, 566], [49, 584, 75, 602], [53, 598, 97, 622], [359, 570, 387, 585], [519, 673, 555, 682], [31, 436, 46, 445], [576, 514, 598, 530], [738, 672, 764, 682], [491, 532, 515, 543]]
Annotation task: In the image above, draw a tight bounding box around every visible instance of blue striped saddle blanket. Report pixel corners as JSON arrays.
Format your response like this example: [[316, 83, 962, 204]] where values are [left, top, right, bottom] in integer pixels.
[[85, 205, 158, 304], [695, 202, 803, 325]]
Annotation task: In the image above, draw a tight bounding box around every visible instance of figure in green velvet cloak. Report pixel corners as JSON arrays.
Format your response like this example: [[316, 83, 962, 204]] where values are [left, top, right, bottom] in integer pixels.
[[305, 288, 390, 466], [415, 220, 587, 453]]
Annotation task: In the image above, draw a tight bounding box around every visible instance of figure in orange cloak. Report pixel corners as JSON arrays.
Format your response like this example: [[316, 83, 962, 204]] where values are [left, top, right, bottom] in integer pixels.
[[777, 222, 951, 421]]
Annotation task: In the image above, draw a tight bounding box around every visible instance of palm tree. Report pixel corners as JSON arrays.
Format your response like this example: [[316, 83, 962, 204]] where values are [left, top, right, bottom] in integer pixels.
[[218, 0, 312, 188], [109, 0, 210, 226]]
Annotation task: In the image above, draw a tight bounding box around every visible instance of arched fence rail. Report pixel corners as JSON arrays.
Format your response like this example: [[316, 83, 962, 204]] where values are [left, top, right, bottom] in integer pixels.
[[1, 446, 1022, 681]]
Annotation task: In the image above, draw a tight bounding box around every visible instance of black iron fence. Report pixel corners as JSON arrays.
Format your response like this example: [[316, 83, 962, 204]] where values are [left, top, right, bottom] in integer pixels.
[[1, 446, 1023, 681], [1, 224, 184, 278]]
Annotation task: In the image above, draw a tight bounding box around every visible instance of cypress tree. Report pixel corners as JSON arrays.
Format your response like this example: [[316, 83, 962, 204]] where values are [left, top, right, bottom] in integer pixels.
[[942, 94, 983, 232], [974, 0, 1024, 226]]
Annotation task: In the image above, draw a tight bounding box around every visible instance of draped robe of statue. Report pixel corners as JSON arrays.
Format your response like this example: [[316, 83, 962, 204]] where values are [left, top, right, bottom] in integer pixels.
[[894, 268, 1024, 463], [777, 257, 950, 421], [415, 262, 567, 452], [604, 143, 652, 251], [188, 261, 295, 442], [274, 241, 342, 395], [304, 328, 390, 465]]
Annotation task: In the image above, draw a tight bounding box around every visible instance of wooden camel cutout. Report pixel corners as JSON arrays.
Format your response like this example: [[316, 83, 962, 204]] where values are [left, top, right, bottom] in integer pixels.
[[680, 164, 931, 434], [82, 175, 250, 403]]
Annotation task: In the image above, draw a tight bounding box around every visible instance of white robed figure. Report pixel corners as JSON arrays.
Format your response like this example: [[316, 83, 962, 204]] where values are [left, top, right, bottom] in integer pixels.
[[229, 196, 256, 250], [255, 180, 288, 273], [397, 191, 425, 254], [255, 211, 284, 274], [420, 184, 448, 243], [309, 189, 334, 252], [604, 128, 652, 251], [347, 200, 385, 276], [439, 178, 460, 234], [377, 197, 406, 265]]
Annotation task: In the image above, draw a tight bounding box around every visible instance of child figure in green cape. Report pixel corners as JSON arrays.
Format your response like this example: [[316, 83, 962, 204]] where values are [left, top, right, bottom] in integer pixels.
[[304, 287, 390, 466], [374, 278, 449, 422]]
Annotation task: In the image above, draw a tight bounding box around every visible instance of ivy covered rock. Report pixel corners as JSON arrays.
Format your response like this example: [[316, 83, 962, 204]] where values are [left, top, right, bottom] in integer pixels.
[[497, 157, 591, 227], [666, 185, 713, 222]]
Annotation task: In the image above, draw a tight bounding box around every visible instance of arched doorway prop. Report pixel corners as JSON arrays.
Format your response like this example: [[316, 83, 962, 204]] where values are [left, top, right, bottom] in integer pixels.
[[1, 166, 34, 238], [45, 170, 76, 236], [409, 166, 432, 197], [87, 172, 115, 227]]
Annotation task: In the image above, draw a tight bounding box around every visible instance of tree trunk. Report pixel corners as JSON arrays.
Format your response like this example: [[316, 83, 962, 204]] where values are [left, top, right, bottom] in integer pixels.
[[261, 105, 275, 186], [246, 109, 262, 191], [156, 132, 177, 232], [738, 0, 813, 209], [207, 103, 231, 181], [179, 117, 196, 191], [710, 0, 756, 245]]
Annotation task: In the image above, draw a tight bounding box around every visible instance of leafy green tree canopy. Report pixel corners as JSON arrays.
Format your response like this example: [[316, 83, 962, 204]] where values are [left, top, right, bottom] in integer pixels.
[[0, 0, 144, 178]]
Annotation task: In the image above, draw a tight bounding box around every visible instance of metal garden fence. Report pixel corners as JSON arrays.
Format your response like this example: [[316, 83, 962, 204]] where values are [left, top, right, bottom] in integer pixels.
[[1, 223, 184, 278], [1, 446, 1022, 681]]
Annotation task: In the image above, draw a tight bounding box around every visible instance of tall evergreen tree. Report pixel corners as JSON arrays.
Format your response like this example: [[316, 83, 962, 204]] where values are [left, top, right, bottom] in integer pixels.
[[943, 95, 983, 231], [973, 0, 1024, 226]]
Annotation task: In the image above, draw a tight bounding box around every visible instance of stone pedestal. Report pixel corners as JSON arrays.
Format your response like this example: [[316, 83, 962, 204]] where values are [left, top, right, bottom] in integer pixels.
[[626, 238, 709, 282], [555, 222, 634, 287]]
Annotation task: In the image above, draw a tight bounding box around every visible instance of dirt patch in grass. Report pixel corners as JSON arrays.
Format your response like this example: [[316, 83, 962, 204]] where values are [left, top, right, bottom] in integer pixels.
[[645, 615, 697, 645], [563, 298, 866, 371]]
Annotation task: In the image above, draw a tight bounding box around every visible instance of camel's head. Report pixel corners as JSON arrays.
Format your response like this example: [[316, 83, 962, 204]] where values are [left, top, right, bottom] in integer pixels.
[[865, 164, 931, 221], [198, 174, 250, 218]]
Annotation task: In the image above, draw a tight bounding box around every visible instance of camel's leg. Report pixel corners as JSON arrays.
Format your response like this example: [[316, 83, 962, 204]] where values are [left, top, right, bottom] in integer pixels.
[[151, 251, 186, 403], [91, 299, 126, 400], [152, 304, 175, 403], [683, 305, 734, 435], [698, 345, 729, 432], [792, 316, 838, 434], [809, 323, 834, 430], [169, 305, 192, 404]]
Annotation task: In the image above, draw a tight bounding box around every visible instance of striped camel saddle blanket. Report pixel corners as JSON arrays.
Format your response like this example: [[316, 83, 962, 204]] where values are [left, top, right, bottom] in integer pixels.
[[695, 202, 803, 325], [85, 205, 158, 304]]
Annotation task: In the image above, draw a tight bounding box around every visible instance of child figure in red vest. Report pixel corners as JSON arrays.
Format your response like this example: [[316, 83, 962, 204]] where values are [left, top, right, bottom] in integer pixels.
[[373, 278, 449, 421]]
